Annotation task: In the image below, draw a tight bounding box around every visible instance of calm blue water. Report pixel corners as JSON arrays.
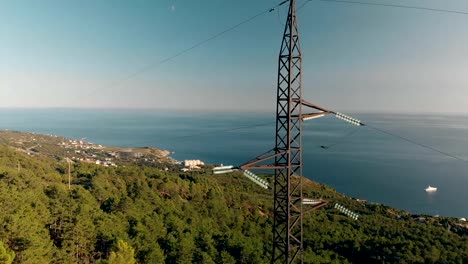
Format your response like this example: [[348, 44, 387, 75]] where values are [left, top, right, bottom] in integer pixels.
[[1, 109, 467, 218]]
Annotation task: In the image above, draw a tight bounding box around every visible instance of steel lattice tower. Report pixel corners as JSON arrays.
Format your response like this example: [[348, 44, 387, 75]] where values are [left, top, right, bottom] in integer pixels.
[[272, 0, 303, 262], [239, 0, 333, 262]]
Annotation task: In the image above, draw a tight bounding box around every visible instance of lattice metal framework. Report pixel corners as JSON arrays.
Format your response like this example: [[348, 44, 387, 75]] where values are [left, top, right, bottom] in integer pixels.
[[239, 0, 334, 263], [271, 0, 303, 262]]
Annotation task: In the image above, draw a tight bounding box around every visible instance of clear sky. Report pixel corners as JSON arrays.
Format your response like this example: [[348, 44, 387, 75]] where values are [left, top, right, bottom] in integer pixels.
[[1, 0, 468, 113]]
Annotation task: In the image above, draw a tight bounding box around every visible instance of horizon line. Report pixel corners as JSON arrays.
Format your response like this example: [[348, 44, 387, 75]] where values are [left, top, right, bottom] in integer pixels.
[[0, 106, 468, 116]]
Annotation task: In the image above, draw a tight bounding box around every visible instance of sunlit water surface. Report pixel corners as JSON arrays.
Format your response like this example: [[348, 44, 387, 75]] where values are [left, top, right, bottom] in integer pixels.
[[1, 109, 467, 217]]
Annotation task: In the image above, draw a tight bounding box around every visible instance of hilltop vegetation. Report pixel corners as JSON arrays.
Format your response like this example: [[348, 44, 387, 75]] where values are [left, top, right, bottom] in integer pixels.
[[0, 137, 467, 263]]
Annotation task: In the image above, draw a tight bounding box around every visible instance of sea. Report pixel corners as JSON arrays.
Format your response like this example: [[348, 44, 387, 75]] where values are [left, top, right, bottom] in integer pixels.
[[1, 108, 467, 218]]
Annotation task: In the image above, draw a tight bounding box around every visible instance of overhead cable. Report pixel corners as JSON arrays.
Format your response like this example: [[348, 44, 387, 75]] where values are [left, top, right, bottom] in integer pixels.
[[81, 0, 291, 99], [311, 0, 468, 16], [366, 124, 468, 164]]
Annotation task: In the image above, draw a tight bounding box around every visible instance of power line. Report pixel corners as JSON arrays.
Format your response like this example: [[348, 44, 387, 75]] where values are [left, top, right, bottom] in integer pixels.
[[173, 121, 275, 139], [366, 124, 468, 164], [311, 0, 468, 16], [77, 0, 468, 101], [150, 120, 468, 165], [106, 0, 468, 84], [296, 0, 468, 160], [121, 121, 275, 147], [121, 1, 287, 81], [119, 115, 468, 165], [81, 0, 290, 99], [62, 0, 468, 165]]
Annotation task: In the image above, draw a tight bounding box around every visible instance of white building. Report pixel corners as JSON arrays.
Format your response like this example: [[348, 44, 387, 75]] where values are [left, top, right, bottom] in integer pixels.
[[184, 160, 205, 168]]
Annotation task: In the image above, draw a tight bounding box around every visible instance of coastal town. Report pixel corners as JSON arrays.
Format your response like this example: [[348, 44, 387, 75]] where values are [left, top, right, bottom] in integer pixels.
[[0, 130, 211, 174], [0, 130, 180, 168]]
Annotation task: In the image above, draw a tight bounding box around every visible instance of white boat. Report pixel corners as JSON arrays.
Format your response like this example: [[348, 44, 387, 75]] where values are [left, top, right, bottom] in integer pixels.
[[425, 186, 437, 192]]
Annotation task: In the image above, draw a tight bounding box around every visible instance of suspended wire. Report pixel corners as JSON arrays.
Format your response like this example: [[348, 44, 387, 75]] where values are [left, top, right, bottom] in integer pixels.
[[66, 0, 468, 164], [127, 2, 285, 77], [77, 0, 468, 101], [121, 121, 275, 147], [80, 0, 290, 99], [288, 0, 468, 161], [116, 113, 468, 165], [365, 124, 468, 164], [173, 121, 275, 140], [305, 113, 468, 163], [310, 0, 468, 16]]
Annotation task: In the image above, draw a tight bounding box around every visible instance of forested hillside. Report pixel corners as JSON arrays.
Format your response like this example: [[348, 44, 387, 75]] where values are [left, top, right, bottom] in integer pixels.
[[0, 144, 467, 264]]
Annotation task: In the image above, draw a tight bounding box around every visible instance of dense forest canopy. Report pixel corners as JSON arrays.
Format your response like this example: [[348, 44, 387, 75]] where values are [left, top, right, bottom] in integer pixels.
[[0, 141, 467, 263]]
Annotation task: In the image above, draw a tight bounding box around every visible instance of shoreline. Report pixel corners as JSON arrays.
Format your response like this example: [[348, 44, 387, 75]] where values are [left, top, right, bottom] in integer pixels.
[[1, 129, 466, 220]]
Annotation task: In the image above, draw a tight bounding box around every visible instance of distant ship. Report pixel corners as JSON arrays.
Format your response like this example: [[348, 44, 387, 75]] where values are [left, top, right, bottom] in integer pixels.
[[425, 186, 437, 192]]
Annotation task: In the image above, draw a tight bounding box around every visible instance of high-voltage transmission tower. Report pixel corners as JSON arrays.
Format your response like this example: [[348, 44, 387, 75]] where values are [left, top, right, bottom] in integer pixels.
[[240, 0, 331, 262], [214, 0, 364, 262], [269, 0, 304, 262]]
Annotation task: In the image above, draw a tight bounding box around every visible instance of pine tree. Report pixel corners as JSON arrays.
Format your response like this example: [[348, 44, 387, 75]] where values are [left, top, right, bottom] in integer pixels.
[[108, 240, 136, 264]]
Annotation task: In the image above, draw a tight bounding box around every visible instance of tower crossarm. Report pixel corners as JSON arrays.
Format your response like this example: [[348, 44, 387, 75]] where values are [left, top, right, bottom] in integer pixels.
[[239, 149, 289, 170], [297, 112, 329, 121], [303, 199, 329, 214], [294, 98, 366, 126], [293, 98, 331, 113]]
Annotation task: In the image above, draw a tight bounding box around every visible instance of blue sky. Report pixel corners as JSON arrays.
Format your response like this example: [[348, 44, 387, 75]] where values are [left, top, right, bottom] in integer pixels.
[[1, 0, 468, 113]]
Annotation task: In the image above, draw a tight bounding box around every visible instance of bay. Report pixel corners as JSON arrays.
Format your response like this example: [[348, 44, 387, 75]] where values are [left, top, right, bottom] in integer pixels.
[[1, 108, 467, 218]]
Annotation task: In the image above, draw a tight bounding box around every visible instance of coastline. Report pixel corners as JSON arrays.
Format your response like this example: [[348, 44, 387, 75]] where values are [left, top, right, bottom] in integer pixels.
[[1, 129, 466, 220]]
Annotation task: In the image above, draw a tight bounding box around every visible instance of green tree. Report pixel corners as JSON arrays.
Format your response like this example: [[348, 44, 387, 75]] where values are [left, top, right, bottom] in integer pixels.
[[219, 251, 236, 264], [0, 240, 15, 264], [108, 240, 136, 264]]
